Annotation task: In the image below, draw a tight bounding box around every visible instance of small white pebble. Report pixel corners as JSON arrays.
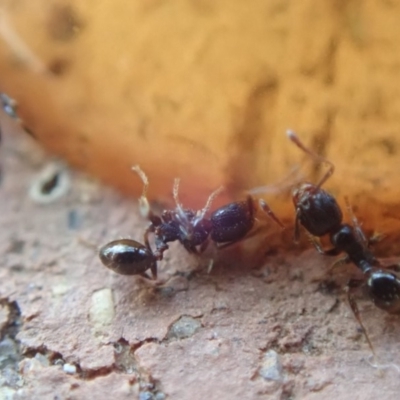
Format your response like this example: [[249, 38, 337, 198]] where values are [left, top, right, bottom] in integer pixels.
[[259, 350, 283, 382], [89, 288, 115, 327], [51, 283, 70, 296], [63, 363, 77, 374]]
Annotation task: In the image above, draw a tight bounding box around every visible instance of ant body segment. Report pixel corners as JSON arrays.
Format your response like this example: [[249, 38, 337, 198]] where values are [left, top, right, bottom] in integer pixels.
[[99, 166, 284, 279], [99, 239, 157, 279], [288, 130, 400, 351]]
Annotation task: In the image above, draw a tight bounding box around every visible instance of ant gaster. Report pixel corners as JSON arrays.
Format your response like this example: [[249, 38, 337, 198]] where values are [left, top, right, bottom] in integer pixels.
[[288, 129, 400, 352], [99, 166, 284, 279]]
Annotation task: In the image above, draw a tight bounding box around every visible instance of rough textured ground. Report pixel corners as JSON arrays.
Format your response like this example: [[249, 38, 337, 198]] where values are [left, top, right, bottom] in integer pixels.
[[1, 124, 400, 400]]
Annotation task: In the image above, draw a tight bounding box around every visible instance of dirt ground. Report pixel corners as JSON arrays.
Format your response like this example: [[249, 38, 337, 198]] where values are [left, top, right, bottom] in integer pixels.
[[1, 116, 400, 400]]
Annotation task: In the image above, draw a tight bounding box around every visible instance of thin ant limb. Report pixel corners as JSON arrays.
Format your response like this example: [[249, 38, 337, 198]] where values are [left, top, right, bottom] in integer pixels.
[[172, 177, 188, 222], [368, 232, 386, 247], [286, 129, 335, 189], [248, 166, 303, 195], [367, 356, 400, 375], [131, 165, 153, 220], [258, 199, 285, 229], [172, 178, 183, 211], [344, 196, 369, 248], [327, 256, 350, 274], [172, 177, 192, 231], [294, 213, 301, 244], [346, 279, 376, 357], [305, 233, 342, 256]]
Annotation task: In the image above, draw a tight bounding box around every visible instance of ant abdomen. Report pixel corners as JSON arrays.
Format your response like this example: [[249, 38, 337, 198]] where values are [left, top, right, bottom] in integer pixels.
[[210, 198, 254, 243], [367, 270, 400, 314], [99, 239, 157, 278]]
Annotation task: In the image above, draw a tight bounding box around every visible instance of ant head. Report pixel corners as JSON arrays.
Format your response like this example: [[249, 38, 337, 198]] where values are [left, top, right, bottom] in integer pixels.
[[294, 182, 343, 237], [367, 270, 400, 314]]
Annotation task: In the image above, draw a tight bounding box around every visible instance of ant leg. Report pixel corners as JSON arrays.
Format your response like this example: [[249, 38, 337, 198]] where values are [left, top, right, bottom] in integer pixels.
[[77, 236, 98, 251], [368, 232, 386, 247], [199, 237, 210, 254], [328, 255, 350, 270], [141, 228, 159, 279], [306, 232, 342, 256], [286, 129, 335, 189], [346, 279, 376, 356], [248, 166, 303, 196], [344, 196, 369, 247], [182, 242, 200, 255], [294, 212, 301, 244], [143, 225, 168, 261], [207, 258, 215, 274], [149, 262, 157, 280], [345, 197, 387, 251], [258, 198, 285, 229], [143, 224, 155, 249], [139, 271, 154, 280]]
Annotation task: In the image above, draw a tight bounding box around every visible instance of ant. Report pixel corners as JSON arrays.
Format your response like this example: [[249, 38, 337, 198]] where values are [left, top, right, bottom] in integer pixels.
[[287, 129, 400, 353], [99, 166, 284, 280]]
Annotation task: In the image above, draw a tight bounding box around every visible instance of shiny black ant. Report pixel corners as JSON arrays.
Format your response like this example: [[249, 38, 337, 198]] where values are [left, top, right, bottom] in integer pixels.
[[287, 129, 400, 352], [99, 166, 284, 280]]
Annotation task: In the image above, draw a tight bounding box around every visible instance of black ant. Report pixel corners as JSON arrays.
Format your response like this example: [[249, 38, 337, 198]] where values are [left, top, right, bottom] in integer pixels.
[[287, 129, 400, 353], [99, 166, 284, 280]]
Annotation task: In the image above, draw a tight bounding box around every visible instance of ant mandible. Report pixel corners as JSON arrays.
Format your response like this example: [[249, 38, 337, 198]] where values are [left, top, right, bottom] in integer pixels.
[[287, 129, 400, 352], [99, 166, 284, 280]]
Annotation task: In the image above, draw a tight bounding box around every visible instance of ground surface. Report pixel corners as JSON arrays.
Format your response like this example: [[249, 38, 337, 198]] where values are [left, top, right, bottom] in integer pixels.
[[1, 127, 400, 400]]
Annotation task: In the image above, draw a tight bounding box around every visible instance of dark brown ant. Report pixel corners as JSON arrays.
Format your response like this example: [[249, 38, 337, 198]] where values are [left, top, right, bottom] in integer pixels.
[[99, 166, 284, 279], [288, 129, 400, 352]]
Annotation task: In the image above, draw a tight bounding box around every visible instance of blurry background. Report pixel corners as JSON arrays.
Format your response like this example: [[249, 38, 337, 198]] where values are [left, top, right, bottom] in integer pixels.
[[1, 0, 400, 244]]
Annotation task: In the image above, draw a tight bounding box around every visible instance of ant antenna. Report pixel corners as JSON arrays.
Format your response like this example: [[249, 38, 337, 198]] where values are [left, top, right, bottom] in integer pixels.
[[196, 186, 224, 221], [286, 129, 335, 189], [172, 177, 195, 232], [131, 165, 151, 219], [172, 178, 185, 214]]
